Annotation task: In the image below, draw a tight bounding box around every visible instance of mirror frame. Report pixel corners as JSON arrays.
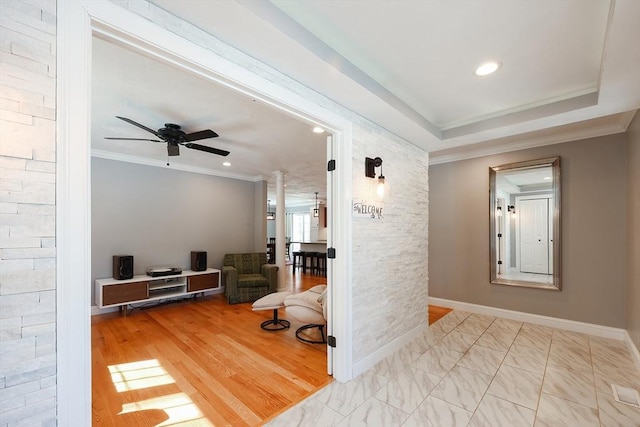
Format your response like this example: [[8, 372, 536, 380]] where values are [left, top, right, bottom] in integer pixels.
[[489, 157, 561, 290]]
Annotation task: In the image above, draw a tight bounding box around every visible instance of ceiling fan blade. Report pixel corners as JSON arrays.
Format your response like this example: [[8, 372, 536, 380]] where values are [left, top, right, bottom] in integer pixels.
[[184, 143, 230, 157], [115, 116, 160, 137], [105, 137, 163, 142], [183, 129, 219, 142]]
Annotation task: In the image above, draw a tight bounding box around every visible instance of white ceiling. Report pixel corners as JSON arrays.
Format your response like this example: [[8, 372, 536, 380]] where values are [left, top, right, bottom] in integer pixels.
[[91, 37, 328, 207], [91, 0, 640, 204]]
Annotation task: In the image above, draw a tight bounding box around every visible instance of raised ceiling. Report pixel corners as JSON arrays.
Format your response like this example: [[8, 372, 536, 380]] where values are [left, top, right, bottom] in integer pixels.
[[92, 0, 639, 203]]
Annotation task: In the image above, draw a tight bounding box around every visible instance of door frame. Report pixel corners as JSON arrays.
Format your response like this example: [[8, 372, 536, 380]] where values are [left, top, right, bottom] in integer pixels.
[[495, 189, 511, 275], [57, 2, 353, 425]]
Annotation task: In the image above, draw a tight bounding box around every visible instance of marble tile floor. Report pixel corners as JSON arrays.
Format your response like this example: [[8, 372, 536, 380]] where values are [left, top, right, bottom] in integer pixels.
[[265, 310, 640, 427]]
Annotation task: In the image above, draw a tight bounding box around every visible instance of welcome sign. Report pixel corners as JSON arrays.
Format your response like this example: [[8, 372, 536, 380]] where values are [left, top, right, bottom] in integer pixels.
[[352, 199, 384, 219]]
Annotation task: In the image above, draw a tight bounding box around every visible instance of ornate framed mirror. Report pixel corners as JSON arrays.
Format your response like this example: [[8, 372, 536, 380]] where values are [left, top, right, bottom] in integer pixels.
[[489, 157, 561, 290]]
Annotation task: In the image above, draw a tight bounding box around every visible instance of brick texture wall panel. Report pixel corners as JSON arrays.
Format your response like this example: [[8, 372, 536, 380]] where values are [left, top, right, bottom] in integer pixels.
[[0, 1, 56, 425], [350, 123, 429, 363], [1, 268, 55, 295]]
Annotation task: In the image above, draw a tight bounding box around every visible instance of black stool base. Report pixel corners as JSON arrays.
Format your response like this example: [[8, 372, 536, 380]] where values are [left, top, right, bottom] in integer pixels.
[[295, 324, 326, 344], [260, 308, 290, 331]]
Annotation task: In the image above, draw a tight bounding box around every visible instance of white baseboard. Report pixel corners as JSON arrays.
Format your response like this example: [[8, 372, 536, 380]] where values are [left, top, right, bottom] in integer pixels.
[[352, 322, 429, 378], [429, 297, 627, 341], [625, 331, 640, 371], [91, 287, 225, 316]]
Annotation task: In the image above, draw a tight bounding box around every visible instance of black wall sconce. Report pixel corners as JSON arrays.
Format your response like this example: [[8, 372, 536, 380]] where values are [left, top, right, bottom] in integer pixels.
[[507, 205, 516, 214], [365, 156, 385, 198]]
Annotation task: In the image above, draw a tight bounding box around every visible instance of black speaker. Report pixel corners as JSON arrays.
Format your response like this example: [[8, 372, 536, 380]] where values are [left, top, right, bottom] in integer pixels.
[[113, 255, 133, 280], [191, 251, 207, 271]]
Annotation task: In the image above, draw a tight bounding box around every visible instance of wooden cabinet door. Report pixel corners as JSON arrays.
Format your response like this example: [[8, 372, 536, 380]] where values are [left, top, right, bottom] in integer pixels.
[[103, 282, 148, 306], [188, 272, 220, 292]]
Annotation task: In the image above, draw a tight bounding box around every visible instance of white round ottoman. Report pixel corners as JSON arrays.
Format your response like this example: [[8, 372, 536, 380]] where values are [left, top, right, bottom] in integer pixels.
[[252, 291, 291, 331]]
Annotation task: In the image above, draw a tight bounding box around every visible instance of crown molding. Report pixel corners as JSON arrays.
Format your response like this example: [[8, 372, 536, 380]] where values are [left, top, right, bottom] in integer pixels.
[[91, 149, 264, 182], [429, 110, 636, 165]]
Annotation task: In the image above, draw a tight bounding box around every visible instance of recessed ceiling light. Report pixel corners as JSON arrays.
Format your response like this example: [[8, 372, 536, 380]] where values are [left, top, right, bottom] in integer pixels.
[[543, 176, 552, 180], [312, 126, 325, 134], [223, 162, 231, 167], [475, 61, 501, 76]]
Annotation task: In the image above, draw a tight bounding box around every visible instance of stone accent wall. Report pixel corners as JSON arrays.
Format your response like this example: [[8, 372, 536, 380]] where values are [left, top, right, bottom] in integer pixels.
[[351, 124, 430, 363], [0, 1, 57, 426]]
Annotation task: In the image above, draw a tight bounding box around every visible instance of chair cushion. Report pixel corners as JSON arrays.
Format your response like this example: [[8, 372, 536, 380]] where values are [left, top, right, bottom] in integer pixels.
[[317, 290, 327, 305], [287, 305, 325, 324], [308, 284, 327, 294], [237, 274, 269, 288], [252, 292, 291, 310], [284, 285, 326, 313]]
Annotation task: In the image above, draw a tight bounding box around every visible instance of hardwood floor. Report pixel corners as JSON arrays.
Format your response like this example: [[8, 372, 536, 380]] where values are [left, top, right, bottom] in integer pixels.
[[428, 304, 453, 325], [92, 266, 450, 426]]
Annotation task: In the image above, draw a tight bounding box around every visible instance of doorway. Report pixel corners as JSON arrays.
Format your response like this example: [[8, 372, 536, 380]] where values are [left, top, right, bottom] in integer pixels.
[[57, 3, 353, 425]]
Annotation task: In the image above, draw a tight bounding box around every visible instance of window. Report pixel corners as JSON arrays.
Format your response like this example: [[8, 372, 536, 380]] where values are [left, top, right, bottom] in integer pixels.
[[290, 212, 311, 242]]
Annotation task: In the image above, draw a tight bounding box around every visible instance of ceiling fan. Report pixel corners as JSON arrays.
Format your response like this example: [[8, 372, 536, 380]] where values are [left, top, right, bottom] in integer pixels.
[[105, 116, 230, 157]]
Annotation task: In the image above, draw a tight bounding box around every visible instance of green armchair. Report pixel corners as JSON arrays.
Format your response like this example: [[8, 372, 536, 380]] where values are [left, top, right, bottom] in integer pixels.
[[222, 253, 278, 304]]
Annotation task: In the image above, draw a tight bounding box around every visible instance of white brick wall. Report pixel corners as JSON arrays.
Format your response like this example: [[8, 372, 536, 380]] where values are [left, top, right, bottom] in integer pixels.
[[0, 1, 57, 426], [351, 123, 430, 363]]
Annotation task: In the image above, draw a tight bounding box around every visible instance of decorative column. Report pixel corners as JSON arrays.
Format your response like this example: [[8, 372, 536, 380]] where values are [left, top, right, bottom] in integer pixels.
[[274, 170, 287, 291]]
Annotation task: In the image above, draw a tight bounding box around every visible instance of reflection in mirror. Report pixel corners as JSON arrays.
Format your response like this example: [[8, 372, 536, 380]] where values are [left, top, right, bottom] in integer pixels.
[[490, 157, 561, 290]]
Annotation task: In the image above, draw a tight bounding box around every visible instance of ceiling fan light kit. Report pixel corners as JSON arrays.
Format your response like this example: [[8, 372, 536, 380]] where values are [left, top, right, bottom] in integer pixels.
[[105, 116, 230, 157], [167, 143, 179, 156]]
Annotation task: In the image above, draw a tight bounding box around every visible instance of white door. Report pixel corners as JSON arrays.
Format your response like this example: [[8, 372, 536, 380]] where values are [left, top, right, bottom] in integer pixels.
[[520, 198, 549, 274]]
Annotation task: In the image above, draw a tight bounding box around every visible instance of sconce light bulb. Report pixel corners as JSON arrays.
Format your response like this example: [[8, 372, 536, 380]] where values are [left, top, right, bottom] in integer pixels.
[[377, 176, 385, 198]]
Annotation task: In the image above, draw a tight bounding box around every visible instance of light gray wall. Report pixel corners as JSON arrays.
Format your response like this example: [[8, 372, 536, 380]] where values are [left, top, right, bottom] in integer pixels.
[[627, 111, 640, 349], [91, 158, 257, 304], [429, 134, 628, 327]]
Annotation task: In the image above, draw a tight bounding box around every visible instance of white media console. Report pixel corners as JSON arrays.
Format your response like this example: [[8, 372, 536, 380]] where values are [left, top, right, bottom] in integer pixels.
[[95, 268, 220, 315]]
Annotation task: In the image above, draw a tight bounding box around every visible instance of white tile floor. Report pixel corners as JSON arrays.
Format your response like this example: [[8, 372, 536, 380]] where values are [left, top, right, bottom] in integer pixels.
[[266, 310, 640, 426]]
